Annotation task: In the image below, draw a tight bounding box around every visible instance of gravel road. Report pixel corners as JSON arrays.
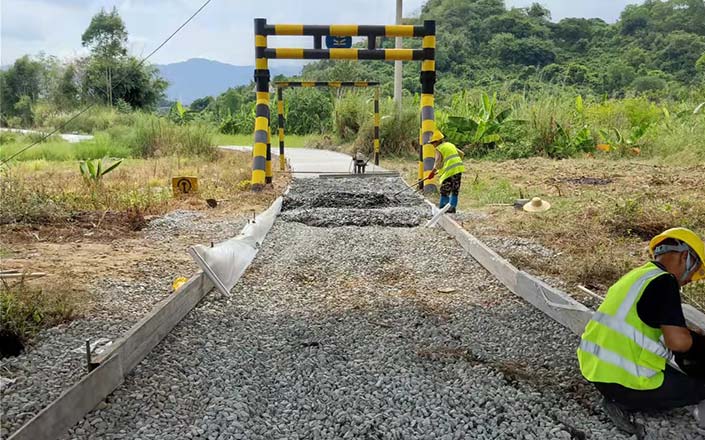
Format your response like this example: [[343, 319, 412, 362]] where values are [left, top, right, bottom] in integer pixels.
[[59, 177, 704, 439]]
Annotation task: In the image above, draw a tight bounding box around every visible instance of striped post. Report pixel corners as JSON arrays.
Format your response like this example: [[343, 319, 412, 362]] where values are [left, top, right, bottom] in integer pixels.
[[266, 125, 272, 184], [251, 18, 270, 190], [418, 113, 424, 188], [264, 48, 423, 61], [274, 81, 378, 88], [277, 87, 285, 171], [265, 24, 426, 37], [419, 20, 437, 193], [373, 86, 380, 165], [254, 19, 437, 187]]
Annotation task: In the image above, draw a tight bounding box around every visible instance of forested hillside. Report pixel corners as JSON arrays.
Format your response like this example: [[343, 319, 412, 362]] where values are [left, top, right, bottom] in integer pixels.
[[302, 0, 705, 100]]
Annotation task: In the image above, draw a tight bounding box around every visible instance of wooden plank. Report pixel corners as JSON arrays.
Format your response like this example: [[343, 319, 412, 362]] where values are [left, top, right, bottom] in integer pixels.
[[516, 271, 593, 335], [9, 353, 123, 440], [436, 214, 518, 292]]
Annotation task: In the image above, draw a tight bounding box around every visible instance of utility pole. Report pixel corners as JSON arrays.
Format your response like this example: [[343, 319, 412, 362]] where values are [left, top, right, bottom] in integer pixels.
[[394, 0, 403, 114]]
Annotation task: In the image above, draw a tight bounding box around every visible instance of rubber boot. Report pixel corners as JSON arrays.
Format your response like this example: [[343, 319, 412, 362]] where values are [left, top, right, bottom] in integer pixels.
[[439, 195, 450, 209], [448, 195, 458, 213]]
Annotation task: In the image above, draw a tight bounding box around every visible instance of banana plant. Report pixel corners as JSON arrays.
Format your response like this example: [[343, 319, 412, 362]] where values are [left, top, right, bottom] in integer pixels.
[[598, 125, 648, 156], [442, 92, 516, 153], [79, 158, 122, 185], [169, 101, 195, 125]]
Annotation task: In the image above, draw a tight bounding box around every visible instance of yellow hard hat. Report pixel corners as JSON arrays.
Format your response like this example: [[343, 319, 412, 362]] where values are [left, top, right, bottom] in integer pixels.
[[649, 228, 705, 282], [430, 130, 445, 143]]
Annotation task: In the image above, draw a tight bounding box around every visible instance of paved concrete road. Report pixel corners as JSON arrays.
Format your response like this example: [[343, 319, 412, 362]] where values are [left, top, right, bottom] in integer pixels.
[[219, 145, 387, 178], [0, 128, 93, 143]]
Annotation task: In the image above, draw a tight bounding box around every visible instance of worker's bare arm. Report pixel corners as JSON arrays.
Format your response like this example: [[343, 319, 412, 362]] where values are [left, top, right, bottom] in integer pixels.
[[662, 325, 693, 352], [433, 150, 443, 171]]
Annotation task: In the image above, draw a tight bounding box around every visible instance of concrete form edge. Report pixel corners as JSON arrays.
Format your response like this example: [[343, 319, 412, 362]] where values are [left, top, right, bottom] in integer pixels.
[[429, 199, 705, 334], [8, 196, 285, 440]]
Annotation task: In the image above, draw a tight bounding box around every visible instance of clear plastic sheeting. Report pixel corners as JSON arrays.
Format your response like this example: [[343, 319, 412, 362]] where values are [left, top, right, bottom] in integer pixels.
[[189, 197, 283, 295]]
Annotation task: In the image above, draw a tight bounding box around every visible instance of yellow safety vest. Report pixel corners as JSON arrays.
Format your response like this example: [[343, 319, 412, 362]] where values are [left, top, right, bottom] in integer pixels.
[[577, 262, 673, 390], [437, 142, 465, 183]]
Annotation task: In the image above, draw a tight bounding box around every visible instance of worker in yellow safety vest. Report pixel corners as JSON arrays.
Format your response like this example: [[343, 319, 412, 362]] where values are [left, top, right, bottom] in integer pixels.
[[577, 227, 705, 435], [427, 130, 464, 213]]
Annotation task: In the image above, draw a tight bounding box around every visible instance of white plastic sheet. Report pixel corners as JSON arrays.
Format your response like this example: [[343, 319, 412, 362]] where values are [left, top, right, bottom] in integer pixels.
[[189, 197, 283, 295], [425, 204, 451, 228]]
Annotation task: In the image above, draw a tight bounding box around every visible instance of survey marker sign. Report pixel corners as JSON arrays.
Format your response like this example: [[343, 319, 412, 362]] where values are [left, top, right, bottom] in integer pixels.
[[172, 177, 199, 195], [325, 35, 352, 48]]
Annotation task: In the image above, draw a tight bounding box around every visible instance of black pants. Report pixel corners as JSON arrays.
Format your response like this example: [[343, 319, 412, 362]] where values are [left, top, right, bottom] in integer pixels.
[[594, 365, 705, 411]]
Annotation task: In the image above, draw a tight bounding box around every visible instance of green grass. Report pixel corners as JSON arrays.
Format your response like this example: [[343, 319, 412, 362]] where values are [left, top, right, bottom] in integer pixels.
[[0, 134, 133, 162], [213, 133, 324, 148], [1, 278, 84, 356]]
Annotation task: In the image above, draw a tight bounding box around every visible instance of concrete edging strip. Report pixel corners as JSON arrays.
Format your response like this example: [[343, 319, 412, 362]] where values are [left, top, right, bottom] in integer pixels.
[[430, 200, 594, 335], [8, 197, 283, 440], [436, 212, 519, 293], [430, 199, 705, 335]]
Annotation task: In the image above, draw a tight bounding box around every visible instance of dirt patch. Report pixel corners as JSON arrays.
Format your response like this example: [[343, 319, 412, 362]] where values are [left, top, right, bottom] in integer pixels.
[[557, 176, 613, 186]]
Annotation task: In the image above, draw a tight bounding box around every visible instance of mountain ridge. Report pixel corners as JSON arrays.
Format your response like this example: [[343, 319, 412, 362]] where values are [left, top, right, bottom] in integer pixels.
[[156, 58, 301, 104]]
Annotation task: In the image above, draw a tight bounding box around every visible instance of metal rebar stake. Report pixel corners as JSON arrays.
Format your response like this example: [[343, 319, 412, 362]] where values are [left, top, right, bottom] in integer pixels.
[[85, 339, 91, 372]]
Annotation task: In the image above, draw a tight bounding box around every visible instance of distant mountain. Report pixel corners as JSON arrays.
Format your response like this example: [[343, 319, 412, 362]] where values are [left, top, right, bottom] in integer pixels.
[[156, 58, 301, 104]]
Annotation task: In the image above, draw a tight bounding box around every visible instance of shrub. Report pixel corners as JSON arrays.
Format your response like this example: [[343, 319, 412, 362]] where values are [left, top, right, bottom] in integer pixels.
[[34, 106, 137, 133], [1, 278, 82, 356], [126, 114, 216, 159], [354, 98, 419, 157], [335, 93, 370, 142], [284, 87, 333, 135]]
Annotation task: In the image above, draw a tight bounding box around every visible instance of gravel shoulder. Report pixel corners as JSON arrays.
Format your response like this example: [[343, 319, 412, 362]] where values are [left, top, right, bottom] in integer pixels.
[[0, 209, 248, 437], [58, 177, 704, 440]]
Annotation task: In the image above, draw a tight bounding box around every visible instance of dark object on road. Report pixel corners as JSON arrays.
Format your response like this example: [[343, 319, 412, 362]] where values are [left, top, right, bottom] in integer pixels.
[[206, 198, 218, 208]]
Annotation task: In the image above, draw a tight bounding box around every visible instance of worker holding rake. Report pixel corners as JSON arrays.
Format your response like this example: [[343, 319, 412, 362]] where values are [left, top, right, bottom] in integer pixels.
[[577, 227, 705, 436], [428, 130, 464, 213]]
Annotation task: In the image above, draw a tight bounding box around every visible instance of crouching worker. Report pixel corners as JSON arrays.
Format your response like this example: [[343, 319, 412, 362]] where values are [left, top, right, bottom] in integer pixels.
[[577, 227, 705, 435], [428, 130, 464, 214]]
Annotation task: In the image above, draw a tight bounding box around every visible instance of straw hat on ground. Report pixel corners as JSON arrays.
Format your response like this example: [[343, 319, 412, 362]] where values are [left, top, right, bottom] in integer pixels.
[[523, 197, 551, 212]]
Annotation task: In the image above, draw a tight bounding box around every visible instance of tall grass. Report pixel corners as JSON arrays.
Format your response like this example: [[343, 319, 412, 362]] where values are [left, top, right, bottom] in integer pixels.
[[126, 114, 216, 159], [435, 88, 705, 162], [0, 134, 132, 162], [354, 97, 419, 157], [0, 115, 218, 162], [33, 104, 138, 134]]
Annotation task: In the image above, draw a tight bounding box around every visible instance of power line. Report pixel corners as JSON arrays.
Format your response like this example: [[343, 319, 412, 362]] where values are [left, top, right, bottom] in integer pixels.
[[1, 0, 214, 167]]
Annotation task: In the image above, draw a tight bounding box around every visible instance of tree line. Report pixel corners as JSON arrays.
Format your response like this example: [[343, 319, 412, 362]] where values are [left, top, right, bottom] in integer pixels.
[[0, 7, 166, 127], [302, 0, 705, 101]]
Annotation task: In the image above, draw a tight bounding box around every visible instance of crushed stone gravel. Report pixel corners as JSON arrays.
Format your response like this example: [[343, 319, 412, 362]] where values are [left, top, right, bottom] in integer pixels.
[[0, 212, 247, 437], [56, 177, 704, 440]]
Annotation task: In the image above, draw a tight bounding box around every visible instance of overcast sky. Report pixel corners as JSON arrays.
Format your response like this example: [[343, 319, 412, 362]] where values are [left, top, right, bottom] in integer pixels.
[[1, 0, 643, 67]]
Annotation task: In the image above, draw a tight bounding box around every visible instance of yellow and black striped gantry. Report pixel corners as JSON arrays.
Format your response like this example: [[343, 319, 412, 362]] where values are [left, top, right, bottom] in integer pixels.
[[275, 81, 381, 171], [252, 18, 437, 191]]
